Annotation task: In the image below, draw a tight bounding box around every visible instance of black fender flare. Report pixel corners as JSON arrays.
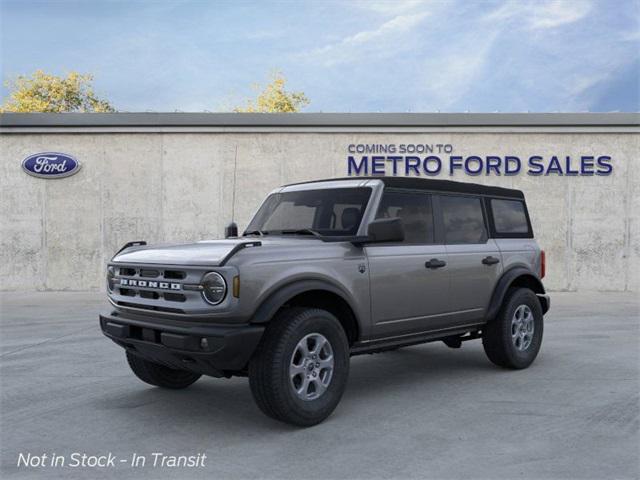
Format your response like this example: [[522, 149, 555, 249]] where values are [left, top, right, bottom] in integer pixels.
[[485, 267, 547, 322], [249, 279, 360, 325]]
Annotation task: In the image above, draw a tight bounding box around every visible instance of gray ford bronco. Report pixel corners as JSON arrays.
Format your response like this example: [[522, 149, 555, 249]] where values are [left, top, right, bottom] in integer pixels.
[[100, 177, 550, 426]]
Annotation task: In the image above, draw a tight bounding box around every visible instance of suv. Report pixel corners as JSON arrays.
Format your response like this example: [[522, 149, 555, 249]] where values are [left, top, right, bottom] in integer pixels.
[[100, 177, 549, 426]]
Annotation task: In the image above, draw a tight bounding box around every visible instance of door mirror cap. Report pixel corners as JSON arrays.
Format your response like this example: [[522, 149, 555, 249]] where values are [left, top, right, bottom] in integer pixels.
[[225, 222, 238, 238], [358, 218, 404, 244]]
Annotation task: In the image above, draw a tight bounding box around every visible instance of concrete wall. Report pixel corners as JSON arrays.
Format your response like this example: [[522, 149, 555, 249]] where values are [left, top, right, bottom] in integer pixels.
[[1, 130, 638, 292]]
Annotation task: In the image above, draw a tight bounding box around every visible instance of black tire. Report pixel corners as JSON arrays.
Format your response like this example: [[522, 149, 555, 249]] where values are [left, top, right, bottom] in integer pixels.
[[126, 351, 201, 389], [248, 307, 350, 427], [482, 288, 544, 369]]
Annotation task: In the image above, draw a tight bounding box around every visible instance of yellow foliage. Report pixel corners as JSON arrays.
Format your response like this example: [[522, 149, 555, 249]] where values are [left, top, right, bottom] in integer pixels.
[[1, 70, 115, 113], [234, 72, 309, 113]]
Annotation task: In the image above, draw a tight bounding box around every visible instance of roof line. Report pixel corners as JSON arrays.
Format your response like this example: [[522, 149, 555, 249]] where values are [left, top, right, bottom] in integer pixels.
[[281, 176, 525, 199], [1, 112, 638, 128]]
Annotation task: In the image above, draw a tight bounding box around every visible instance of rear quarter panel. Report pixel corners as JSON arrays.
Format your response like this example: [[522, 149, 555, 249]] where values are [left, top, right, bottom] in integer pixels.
[[495, 239, 541, 277]]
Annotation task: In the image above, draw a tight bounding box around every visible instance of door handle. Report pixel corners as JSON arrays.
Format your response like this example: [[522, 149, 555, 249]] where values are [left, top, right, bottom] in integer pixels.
[[482, 256, 500, 266], [425, 258, 446, 269]]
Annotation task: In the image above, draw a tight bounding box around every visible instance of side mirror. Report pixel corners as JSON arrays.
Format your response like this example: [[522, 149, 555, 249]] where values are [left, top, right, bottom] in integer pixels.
[[225, 222, 238, 238], [365, 218, 404, 243]]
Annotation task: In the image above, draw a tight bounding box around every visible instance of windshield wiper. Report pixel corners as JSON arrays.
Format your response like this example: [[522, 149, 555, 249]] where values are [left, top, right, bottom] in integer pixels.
[[279, 228, 324, 238], [243, 230, 267, 236]]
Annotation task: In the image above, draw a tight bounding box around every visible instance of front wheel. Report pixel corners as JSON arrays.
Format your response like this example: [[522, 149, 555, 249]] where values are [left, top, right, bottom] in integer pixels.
[[482, 288, 544, 369], [249, 307, 350, 427]]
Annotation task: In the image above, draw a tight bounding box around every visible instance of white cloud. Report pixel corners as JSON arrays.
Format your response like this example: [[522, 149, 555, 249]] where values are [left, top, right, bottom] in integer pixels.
[[351, 0, 430, 15], [301, 12, 429, 66], [418, 29, 499, 109], [486, 0, 592, 30], [476, 0, 634, 112], [339, 13, 427, 45], [619, 29, 640, 42], [568, 72, 611, 97], [529, 1, 593, 29]]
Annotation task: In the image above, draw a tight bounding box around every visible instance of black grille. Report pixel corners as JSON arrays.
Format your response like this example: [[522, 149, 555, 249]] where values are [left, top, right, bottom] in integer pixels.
[[111, 264, 194, 313], [140, 269, 160, 278], [164, 270, 186, 279], [140, 290, 160, 299], [116, 266, 187, 280], [116, 301, 185, 314], [163, 292, 186, 302]]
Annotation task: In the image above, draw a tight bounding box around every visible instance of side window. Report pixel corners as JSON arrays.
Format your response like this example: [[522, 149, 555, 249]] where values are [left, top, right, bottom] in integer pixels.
[[491, 199, 530, 234], [441, 195, 487, 244], [376, 191, 434, 243]]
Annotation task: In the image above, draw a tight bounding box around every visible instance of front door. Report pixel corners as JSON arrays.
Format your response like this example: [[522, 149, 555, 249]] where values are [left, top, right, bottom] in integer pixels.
[[366, 190, 451, 339]]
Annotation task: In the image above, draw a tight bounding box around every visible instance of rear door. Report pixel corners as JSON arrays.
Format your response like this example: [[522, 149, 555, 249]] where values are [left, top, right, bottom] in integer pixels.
[[366, 189, 451, 339], [437, 194, 503, 325]]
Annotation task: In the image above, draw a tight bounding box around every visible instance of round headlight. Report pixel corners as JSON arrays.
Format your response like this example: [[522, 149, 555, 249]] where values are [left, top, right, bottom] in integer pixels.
[[201, 272, 227, 305], [106, 266, 115, 292]]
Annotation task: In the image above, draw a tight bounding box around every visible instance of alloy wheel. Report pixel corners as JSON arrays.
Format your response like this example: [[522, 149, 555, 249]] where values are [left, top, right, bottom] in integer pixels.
[[289, 333, 334, 401], [511, 304, 534, 351]]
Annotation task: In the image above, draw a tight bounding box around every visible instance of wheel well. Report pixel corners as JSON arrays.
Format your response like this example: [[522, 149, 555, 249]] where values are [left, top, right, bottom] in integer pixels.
[[281, 290, 359, 345], [510, 274, 545, 294], [486, 270, 546, 321]]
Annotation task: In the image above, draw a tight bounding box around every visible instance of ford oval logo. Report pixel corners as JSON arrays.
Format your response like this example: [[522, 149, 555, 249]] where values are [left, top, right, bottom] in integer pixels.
[[21, 152, 81, 179]]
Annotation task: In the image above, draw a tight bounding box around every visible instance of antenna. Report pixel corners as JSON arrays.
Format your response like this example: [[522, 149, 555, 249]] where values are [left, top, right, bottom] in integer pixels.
[[231, 145, 238, 221], [225, 146, 239, 238]]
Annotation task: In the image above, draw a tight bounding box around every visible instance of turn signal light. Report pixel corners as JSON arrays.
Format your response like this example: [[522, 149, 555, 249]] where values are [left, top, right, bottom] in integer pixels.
[[540, 250, 546, 279], [233, 276, 240, 298]]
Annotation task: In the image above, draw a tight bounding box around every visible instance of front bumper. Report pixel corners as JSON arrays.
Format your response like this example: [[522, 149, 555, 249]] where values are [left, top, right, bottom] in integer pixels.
[[99, 311, 264, 377]]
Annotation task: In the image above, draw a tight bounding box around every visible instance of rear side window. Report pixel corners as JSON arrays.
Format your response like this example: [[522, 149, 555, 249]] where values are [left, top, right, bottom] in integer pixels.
[[491, 199, 530, 234], [440, 195, 487, 244], [376, 191, 434, 244]]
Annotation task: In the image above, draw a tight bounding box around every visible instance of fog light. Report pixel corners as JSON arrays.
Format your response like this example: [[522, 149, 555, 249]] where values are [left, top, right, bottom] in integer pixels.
[[200, 338, 209, 349]]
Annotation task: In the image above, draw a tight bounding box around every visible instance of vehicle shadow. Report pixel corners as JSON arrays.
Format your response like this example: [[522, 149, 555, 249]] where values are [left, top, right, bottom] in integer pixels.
[[345, 344, 499, 394], [94, 343, 500, 432]]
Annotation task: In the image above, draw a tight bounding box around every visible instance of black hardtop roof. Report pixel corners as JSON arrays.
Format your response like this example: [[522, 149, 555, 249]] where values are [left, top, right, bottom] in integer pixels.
[[285, 177, 525, 199]]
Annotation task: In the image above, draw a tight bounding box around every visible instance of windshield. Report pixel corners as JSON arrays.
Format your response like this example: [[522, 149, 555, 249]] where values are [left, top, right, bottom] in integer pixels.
[[245, 187, 372, 237]]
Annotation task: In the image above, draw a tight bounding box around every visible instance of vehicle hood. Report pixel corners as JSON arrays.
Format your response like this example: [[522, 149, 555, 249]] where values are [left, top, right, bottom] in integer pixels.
[[111, 237, 322, 266]]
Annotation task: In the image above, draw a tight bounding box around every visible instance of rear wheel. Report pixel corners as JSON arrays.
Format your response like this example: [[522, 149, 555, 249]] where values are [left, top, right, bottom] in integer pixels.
[[126, 351, 201, 389], [249, 307, 350, 427], [482, 288, 543, 369]]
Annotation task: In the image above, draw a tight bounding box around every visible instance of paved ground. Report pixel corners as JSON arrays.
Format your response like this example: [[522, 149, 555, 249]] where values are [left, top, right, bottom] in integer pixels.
[[0, 291, 638, 480]]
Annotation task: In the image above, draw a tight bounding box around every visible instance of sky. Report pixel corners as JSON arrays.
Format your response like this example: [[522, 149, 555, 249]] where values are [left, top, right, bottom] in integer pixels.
[[1, 0, 638, 112]]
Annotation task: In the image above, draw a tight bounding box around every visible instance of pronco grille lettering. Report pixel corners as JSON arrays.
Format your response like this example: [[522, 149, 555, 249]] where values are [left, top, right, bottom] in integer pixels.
[[119, 278, 182, 290]]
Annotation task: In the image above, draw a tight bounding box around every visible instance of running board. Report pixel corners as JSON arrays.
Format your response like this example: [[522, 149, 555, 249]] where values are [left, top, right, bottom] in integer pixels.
[[350, 324, 484, 355]]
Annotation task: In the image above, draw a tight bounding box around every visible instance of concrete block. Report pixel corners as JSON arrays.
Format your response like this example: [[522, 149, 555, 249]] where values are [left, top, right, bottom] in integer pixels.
[[160, 134, 231, 242], [101, 134, 163, 219], [572, 217, 627, 291], [102, 216, 163, 262], [277, 134, 335, 184], [232, 135, 286, 231], [0, 136, 47, 290], [37, 135, 104, 290]]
